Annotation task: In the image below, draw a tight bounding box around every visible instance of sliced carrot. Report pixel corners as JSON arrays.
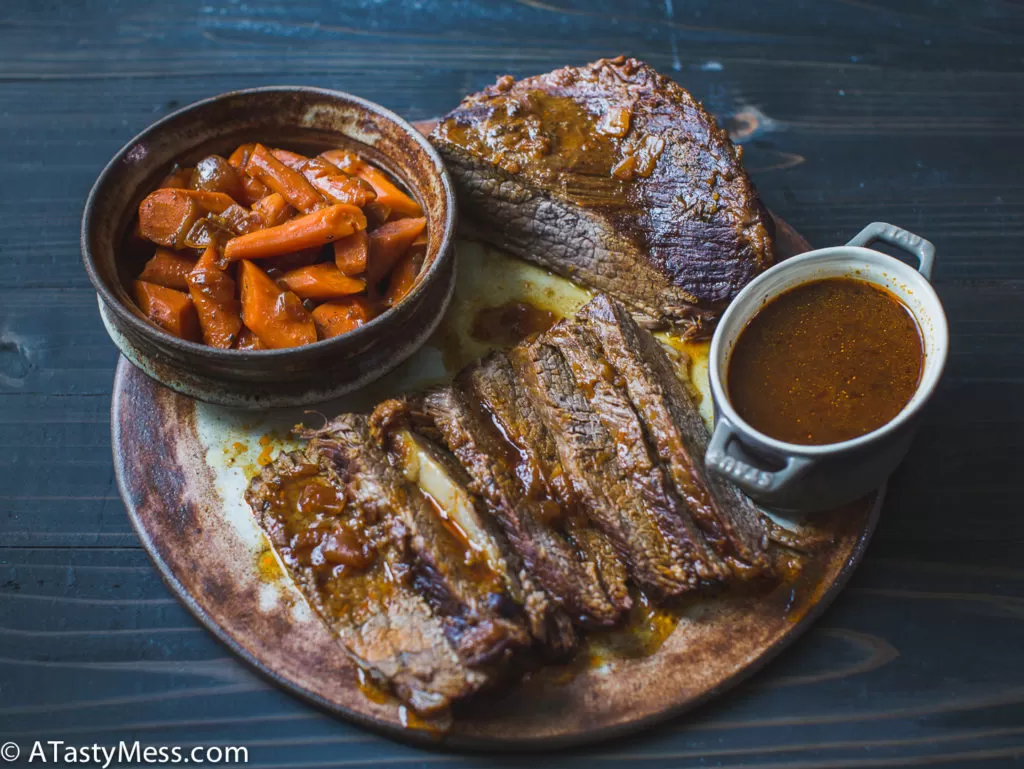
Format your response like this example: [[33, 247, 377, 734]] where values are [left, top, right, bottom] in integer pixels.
[[251, 192, 295, 228], [299, 157, 342, 181], [333, 230, 369, 276], [366, 216, 427, 285], [158, 166, 193, 190], [384, 233, 428, 307], [132, 280, 200, 341], [187, 246, 243, 349], [245, 143, 324, 213], [234, 326, 264, 351], [319, 149, 363, 174], [228, 143, 269, 204], [181, 189, 237, 214], [261, 247, 323, 274], [190, 155, 246, 202], [270, 148, 310, 170], [353, 163, 422, 217], [138, 189, 199, 249], [311, 175, 377, 207], [238, 260, 316, 349], [364, 201, 392, 229], [279, 263, 366, 301], [320, 149, 422, 217], [138, 248, 197, 291], [223, 204, 367, 263], [312, 298, 376, 340]]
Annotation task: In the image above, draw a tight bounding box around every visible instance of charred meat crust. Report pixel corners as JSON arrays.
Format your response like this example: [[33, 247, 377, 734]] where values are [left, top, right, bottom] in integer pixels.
[[423, 379, 621, 628], [302, 414, 532, 667], [579, 295, 770, 572], [430, 56, 775, 331], [510, 334, 698, 597], [245, 451, 488, 715]]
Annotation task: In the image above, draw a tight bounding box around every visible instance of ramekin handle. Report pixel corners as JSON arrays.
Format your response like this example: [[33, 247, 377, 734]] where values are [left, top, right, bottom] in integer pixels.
[[705, 416, 814, 496], [846, 222, 936, 281]]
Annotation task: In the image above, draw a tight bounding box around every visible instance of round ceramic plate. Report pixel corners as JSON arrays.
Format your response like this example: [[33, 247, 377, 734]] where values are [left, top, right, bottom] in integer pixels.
[[111, 219, 881, 749]]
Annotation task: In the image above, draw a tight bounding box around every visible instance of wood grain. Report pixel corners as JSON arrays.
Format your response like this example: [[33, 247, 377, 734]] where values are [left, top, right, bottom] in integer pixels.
[[1, 0, 1022, 765]]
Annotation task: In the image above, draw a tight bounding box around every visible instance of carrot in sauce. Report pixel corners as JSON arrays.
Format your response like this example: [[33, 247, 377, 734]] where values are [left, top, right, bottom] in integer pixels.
[[238, 260, 317, 349]]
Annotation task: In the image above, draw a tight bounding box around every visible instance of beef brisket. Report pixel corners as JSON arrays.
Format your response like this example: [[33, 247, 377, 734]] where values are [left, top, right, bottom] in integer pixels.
[[246, 451, 488, 714], [430, 56, 775, 332], [424, 376, 622, 628], [466, 351, 634, 617], [304, 414, 531, 667], [512, 334, 698, 596], [578, 294, 770, 572]]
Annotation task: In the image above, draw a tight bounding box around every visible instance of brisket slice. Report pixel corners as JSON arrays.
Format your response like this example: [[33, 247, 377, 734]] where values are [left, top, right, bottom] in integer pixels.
[[511, 335, 697, 597], [430, 56, 775, 332], [466, 351, 633, 617], [371, 399, 577, 657], [246, 451, 487, 714], [423, 379, 621, 628], [578, 294, 770, 572], [549, 320, 730, 585], [304, 414, 531, 667]]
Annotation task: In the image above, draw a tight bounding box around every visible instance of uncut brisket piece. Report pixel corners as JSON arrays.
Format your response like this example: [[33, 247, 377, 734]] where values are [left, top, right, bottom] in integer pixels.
[[245, 451, 489, 715], [578, 294, 770, 572], [302, 414, 532, 668], [430, 56, 775, 333]]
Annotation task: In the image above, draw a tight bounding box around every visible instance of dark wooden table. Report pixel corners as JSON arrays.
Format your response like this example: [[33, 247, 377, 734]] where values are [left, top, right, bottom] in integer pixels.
[[2, 1, 1023, 766]]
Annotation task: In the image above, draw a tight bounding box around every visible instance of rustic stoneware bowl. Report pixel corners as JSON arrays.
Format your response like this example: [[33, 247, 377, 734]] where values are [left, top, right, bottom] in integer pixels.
[[81, 87, 456, 408]]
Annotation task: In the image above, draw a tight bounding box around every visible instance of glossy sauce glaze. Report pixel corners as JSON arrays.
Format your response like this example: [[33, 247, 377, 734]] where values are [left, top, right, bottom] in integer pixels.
[[728, 277, 924, 445], [469, 299, 557, 348]]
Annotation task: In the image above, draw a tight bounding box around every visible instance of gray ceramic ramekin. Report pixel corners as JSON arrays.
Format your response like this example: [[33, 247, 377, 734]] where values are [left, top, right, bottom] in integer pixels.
[[705, 222, 948, 513], [82, 87, 456, 409]]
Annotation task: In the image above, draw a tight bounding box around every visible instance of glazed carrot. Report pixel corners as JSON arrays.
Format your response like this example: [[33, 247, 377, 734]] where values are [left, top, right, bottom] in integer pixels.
[[132, 280, 201, 342], [187, 246, 243, 349], [299, 157, 342, 181], [234, 327, 264, 351], [158, 166, 192, 190], [279, 263, 366, 301], [218, 203, 262, 235], [138, 248, 197, 291], [311, 175, 377, 207], [223, 204, 367, 263], [238, 260, 316, 349], [353, 164, 422, 217], [312, 297, 376, 340], [366, 216, 427, 285], [320, 149, 422, 217], [384, 232, 427, 307], [333, 230, 369, 276], [245, 144, 324, 213], [228, 143, 269, 204], [190, 155, 246, 202], [270, 148, 310, 170], [262, 247, 322, 274], [180, 189, 237, 214], [319, 149, 362, 174], [138, 189, 202, 249], [251, 192, 295, 228]]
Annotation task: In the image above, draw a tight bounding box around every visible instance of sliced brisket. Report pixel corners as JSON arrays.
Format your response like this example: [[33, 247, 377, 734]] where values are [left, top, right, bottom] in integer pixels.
[[511, 334, 697, 596], [423, 375, 622, 628], [304, 414, 531, 667], [578, 294, 770, 572], [430, 56, 775, 332], [246, 451, 487, 714]]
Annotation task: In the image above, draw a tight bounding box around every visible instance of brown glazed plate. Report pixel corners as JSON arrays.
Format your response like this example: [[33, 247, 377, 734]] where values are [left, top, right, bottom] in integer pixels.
[[111, 219, 881, 750]]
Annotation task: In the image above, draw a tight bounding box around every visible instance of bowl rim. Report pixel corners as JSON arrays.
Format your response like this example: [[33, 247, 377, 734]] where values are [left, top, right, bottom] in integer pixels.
[[80, 85, 456, 360], [707, 244, 950, 456]]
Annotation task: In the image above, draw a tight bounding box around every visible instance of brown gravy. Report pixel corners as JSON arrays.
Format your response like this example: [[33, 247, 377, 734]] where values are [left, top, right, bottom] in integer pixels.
[[470, 300, 557, 348], [728, 277, 924, 445]]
